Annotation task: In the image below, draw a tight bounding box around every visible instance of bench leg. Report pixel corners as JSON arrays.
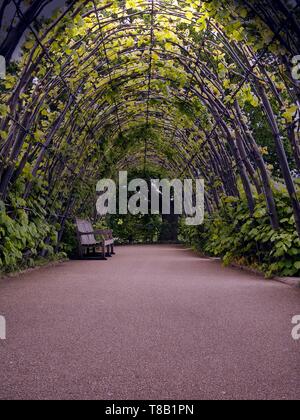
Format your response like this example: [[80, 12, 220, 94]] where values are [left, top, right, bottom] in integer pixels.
[[111, 244, 115, 255], [102, 243, 108, 260], [106, 245, 112, 257], [78, 246, 83, 259]]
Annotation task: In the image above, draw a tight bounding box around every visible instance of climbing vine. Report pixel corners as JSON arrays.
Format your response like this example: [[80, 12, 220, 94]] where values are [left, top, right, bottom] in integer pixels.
[[0, 0, 299, 274]]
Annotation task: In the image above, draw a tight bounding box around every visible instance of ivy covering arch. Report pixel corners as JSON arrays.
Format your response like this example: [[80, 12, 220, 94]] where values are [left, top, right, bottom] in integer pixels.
[[0, 0, 300, 275]]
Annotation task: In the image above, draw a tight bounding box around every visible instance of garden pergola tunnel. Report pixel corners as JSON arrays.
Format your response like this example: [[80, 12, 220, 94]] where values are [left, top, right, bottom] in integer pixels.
[[0, 0, 300, 274]]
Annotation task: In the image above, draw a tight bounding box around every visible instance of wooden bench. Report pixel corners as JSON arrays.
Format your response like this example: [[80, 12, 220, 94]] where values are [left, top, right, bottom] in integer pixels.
[[75, 218, 115, 260]]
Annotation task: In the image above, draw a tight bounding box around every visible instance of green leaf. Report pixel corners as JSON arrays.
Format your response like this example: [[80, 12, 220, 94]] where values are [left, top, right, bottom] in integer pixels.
[[294, 261, 300, 270]]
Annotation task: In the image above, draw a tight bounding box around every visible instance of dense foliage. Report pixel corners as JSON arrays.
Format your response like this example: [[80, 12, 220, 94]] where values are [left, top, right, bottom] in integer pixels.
[[0, 182, 64, 272], [180, 189, 300, 277], [0, 0, 299, 274], [110, 214, 162, 244]]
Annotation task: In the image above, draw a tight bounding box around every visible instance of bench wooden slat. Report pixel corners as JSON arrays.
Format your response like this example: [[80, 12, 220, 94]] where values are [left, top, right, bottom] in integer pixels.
[[75, 218, 115, 259], [76, 219, 98, 246]]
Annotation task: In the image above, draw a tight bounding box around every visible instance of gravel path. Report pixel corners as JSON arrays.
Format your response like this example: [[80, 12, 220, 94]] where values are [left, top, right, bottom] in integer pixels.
[[0, 245, 299, 400]]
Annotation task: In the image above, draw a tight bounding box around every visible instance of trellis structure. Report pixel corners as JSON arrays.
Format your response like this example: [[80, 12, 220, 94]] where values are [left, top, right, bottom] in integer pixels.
[[0, 0, 300, 254]]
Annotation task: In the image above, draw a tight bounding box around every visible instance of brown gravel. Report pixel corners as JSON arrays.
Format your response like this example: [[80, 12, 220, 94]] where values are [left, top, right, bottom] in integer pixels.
[[0, 245, 299, 400]]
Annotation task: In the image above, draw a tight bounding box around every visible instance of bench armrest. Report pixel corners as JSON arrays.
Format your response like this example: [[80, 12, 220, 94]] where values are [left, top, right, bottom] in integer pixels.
[[78, 230, 114, 239], [94, 230, 114, 239], [79, 232, 96, 236]]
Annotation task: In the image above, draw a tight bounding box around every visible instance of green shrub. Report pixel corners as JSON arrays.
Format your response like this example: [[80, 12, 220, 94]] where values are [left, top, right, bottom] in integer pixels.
[[109, 214, 162, 244], [179, 189, 300, 278], [0, 193, 60, 273]]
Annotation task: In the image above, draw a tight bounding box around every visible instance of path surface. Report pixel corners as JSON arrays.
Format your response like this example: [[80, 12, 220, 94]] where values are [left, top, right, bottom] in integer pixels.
[[0, 245, 299, 400]]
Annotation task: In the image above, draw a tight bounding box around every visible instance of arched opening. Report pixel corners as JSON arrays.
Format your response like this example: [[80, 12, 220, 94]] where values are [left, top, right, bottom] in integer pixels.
[[0, 0, 299, 276]]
